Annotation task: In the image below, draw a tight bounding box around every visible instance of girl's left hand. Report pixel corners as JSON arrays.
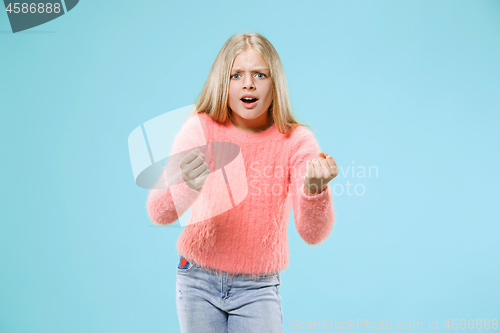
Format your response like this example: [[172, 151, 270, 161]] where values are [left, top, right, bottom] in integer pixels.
[[304, 152, 338, 196]]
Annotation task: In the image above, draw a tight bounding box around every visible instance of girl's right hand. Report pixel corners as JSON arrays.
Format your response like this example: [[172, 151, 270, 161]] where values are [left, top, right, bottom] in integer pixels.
[[180, 148, 210, 191]]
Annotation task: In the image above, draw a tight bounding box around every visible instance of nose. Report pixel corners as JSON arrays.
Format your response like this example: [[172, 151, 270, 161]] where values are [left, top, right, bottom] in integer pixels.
[[242, 74, 255, 89]]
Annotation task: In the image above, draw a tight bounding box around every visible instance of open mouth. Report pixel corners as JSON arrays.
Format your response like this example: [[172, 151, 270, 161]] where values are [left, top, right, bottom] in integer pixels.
[[240, 97, 258, 104]]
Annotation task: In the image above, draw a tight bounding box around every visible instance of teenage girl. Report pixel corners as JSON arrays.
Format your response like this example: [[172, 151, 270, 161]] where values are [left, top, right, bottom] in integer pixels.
[[147, 32, 338, 333]]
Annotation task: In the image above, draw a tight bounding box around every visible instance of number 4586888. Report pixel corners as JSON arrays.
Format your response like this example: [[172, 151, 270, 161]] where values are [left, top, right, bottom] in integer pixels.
[[444, 319, 498, 330], [6, 3, 61, 14]]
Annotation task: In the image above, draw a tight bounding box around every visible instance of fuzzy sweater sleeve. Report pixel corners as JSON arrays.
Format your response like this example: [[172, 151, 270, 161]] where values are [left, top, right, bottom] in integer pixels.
[[146, 114, 207, 225], [289, 127, 335, 244]]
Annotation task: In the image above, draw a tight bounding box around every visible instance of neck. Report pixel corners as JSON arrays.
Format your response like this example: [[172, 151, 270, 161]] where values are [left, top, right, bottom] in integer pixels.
[[230, 111, 273, 133]]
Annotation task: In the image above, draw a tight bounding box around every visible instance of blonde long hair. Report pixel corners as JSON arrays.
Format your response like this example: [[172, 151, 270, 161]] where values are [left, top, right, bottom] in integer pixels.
[[190, 32, 314, 135]]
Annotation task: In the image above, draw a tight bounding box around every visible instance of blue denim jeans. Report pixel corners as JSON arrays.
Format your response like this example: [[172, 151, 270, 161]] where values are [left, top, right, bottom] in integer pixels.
[[175, 255, 283, 333]]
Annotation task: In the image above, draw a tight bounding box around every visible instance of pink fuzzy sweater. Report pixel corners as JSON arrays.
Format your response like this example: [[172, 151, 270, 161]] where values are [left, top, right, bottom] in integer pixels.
[[146, 112, 335, 276]]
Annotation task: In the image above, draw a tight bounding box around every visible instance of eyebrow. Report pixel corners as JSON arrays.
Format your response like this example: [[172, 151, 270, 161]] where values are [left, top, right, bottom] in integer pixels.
[[231, 67, 270, 72]]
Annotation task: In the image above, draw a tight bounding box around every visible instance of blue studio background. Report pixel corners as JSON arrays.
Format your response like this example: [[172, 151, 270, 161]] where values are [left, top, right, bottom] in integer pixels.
[[1, 1, 499, 332]]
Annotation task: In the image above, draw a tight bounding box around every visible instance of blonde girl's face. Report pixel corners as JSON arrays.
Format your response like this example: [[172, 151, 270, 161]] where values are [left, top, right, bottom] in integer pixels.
[[228, 48, 273, 128]]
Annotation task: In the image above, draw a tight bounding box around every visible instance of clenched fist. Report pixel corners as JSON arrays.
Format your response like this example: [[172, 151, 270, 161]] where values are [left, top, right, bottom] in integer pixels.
[[180, 148, 210, 191], [304, 152, 338, 196]]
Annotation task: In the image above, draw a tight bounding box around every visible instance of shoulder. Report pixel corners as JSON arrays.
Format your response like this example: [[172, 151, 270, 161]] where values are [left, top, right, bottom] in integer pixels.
[[287, 125, 321, 164], [178, 112, 229, 144], [287, 125, 317, 146], [177, 113, 202, 135], [184, 112, 206, 125], [180, 112, 215, 134], [172, 112, 208, 150], [185, 112, 223, 129]]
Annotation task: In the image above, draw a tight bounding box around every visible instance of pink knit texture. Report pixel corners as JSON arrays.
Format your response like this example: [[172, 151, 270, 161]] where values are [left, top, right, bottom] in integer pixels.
[[146, 112, 335, 276]]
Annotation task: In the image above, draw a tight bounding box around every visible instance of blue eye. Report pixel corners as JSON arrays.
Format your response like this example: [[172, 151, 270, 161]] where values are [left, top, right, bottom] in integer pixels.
[[230, 73, 267, 79]]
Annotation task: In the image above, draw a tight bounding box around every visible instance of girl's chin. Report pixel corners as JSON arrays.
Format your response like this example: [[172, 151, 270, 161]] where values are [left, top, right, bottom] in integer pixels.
[[233, 109, 265, 119]]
